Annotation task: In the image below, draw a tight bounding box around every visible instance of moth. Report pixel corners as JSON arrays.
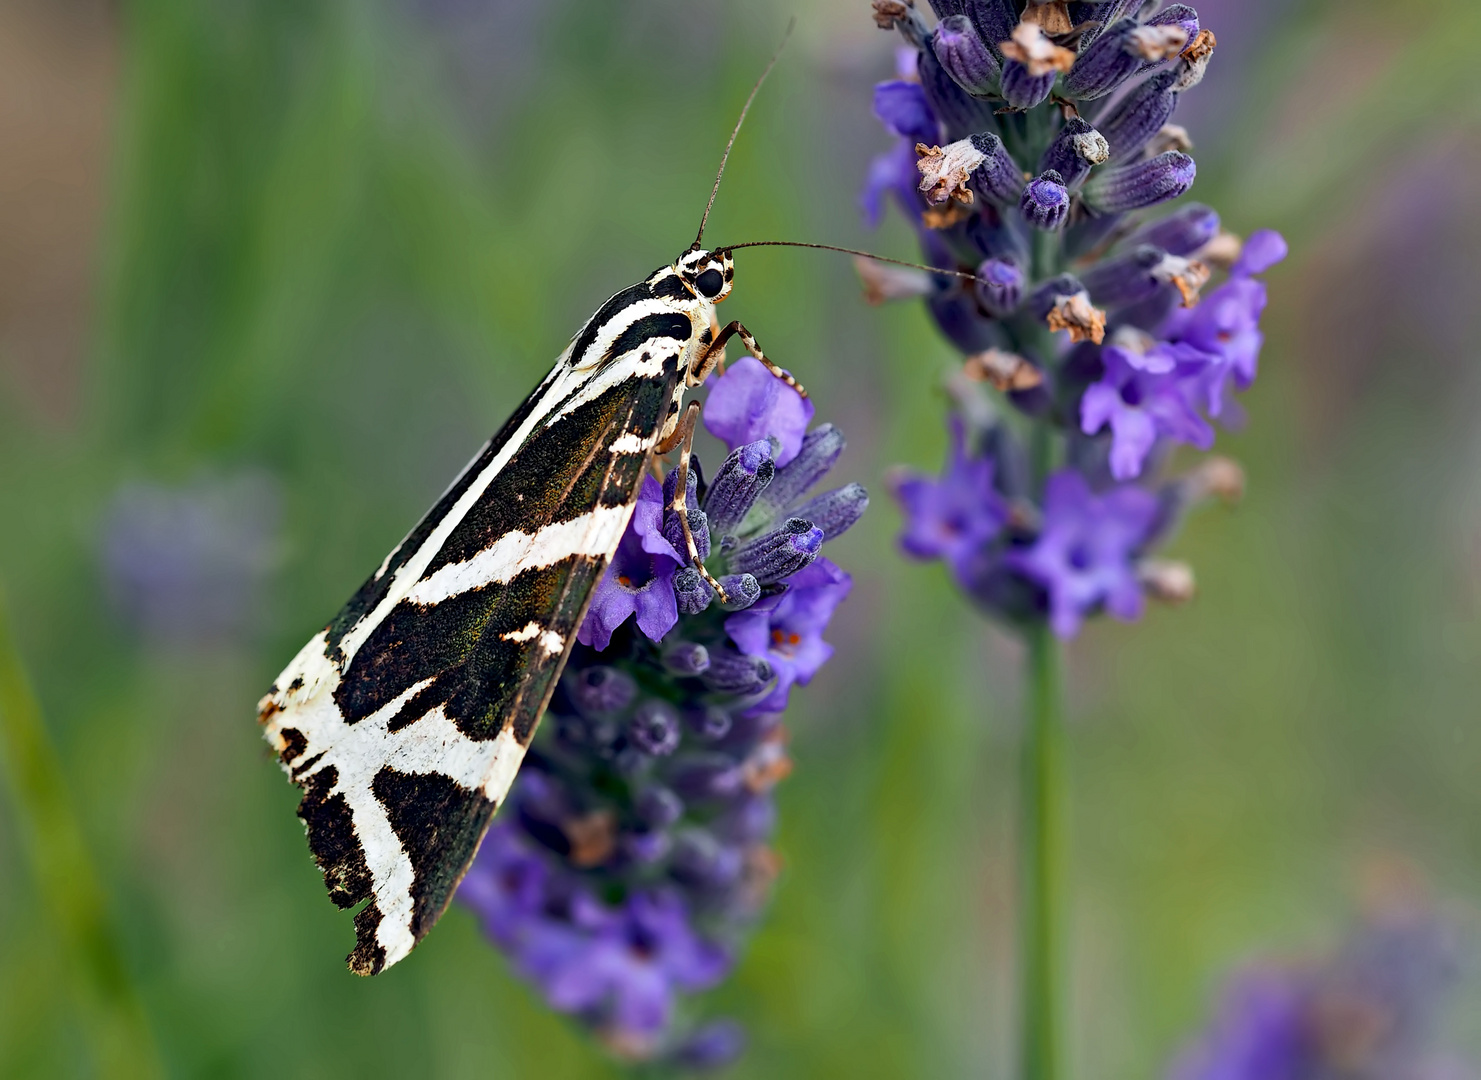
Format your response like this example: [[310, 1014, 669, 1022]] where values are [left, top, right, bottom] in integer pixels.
[[257, 37, 972, 976]]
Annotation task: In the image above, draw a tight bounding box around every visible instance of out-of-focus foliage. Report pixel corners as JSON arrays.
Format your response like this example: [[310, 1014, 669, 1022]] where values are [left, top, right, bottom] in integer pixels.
[[1, 0, 1480, 1076]]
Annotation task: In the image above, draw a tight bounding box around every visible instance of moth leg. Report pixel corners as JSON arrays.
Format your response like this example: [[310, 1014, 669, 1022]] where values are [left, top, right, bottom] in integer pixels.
[[690, 321, 808, 398], [655, 401, 730, 606]]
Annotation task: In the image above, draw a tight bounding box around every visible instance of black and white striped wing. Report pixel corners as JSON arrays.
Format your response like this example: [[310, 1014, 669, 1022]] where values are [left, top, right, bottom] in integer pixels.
[[259, 324, 688, 975]]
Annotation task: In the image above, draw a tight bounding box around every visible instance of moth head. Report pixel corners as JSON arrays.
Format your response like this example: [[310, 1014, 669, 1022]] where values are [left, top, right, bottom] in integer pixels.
[[676, 248, 735, 304]]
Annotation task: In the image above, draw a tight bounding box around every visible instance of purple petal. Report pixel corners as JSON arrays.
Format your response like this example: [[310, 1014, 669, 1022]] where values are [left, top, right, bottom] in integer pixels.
[[1232, 229, 1289, 278], [703, 356, 816, 467]]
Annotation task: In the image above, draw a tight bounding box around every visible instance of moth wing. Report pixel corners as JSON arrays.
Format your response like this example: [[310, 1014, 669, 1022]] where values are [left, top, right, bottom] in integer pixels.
[[259, 338, 687, 974]]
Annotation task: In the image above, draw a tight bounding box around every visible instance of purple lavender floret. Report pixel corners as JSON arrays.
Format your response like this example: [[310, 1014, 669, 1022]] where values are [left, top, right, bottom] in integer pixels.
[[891, 415, 1009, 584], [1168, 908, 1470, 1080], [865, 0, 1286, 639], [1080, 344, 1215, 481], [1006, 470, 1158, 639], [458, 361, 864, 1065], [577, 476, 681, 652]]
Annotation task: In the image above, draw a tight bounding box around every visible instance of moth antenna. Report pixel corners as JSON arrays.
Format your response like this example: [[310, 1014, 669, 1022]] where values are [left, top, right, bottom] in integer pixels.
[[723, 240, 988, 285], [694, 18, 796, 249]]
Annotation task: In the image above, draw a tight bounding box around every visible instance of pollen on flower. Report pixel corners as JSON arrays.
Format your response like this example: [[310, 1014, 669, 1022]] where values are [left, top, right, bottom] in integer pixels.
[[916, 140, 985, 207], [1045, 292, 1107, 344], [1001, 22, 1076, 77]]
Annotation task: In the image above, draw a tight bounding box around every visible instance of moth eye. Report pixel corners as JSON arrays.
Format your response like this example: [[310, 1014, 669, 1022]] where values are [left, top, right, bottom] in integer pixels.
[[695, 269, 724, 298]]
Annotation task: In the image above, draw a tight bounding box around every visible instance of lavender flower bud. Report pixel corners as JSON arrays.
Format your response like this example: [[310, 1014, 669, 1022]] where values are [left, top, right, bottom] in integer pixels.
[[1145, 4, 1200, 44], [673, 566, 712, 616], [662, 460, 710, 561], [571, 666, 636, 717], [700, 650, 774, 696], [1064, 19, 1152, 100], [670, 830, 743, 889], [1020, 170, 1071, 231], [965, 132, 1027, 206], [975, 256, 1025, 317], [686, 706, 733, 742], [917, 42, 1000, 138], [662, 640, 710, 676], [635, 785, 684, 829], [670, 753, 744, 800], [1028, 273, 1089, 322], [703, 439, 775, 535], [629, 700, 682, 756], [998, 23, 1075, 110], [923, 0, 963, 18], [620, 830, 670, 864], [761, 424, 844, 511], [787, 484, 870, 542], [1126, 203, 1220, 256], [729, 519, 823, 584], [1082, 152, 1196, 213], [933, 16, 1000, 96], [1031, 275, 1107, 344], [1098, 71, 1180, 162], [1038, 117, 1110, 188], [716, 573, 761, 612], [1079, 244, 1168, 308], [964, 0, 1016, 59], [999, 62, 1057, 111]]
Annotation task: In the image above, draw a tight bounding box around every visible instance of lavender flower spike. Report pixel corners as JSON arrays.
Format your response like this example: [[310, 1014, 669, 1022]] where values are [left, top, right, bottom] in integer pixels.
[[865, 1, 1287, 1069], [460, 360, 865, 1067]]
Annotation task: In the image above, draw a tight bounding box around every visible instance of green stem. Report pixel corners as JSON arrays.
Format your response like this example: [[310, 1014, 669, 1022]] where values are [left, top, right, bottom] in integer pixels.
[[0, 590, 161, 1079], [1019, 619, 1066, 1080]]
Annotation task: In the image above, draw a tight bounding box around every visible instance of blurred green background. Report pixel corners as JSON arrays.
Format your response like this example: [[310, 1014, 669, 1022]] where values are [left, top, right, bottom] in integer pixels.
[[2, 0, 1481, 1075]]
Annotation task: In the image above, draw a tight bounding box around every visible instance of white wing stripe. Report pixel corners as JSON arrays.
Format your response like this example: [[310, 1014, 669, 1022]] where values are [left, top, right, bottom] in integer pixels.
[[401, 503, 632, 608]]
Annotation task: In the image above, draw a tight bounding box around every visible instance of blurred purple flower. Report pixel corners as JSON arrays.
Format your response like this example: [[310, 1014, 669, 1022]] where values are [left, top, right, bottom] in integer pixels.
[[1006, 471, 1158, 639], [1170, 909, 1469, 1080], [100, 471, 282, 648], [891, 416, 1009, 580]]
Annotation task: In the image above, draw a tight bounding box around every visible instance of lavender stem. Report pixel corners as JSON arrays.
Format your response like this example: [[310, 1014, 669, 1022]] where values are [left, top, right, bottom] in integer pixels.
[[1020, 618, 1067, 1080]]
